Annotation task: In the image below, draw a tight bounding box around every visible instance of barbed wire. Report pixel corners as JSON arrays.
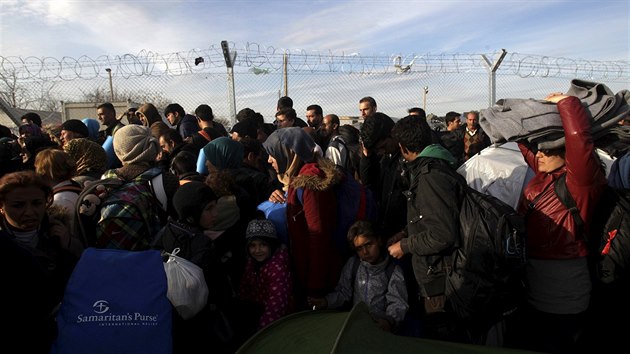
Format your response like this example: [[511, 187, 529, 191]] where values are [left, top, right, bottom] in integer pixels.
[[1, 42, 628, 81]]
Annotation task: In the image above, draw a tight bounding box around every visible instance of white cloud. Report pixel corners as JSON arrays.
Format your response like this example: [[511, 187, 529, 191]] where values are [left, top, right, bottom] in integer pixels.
[[0, 0, 626, 64]]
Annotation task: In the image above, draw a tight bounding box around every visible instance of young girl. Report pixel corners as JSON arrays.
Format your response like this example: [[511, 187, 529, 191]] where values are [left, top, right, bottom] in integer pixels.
[[308, 220, 408, 332], [238, 219, 293, 329]]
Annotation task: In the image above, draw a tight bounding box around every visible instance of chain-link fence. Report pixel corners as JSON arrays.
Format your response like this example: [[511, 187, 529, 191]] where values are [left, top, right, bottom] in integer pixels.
[[1, 42, 628, 128]]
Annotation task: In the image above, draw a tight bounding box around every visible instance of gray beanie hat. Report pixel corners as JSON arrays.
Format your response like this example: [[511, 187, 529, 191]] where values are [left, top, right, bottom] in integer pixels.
[[113, 124, 159, 165], [246, 219, 278, 243]]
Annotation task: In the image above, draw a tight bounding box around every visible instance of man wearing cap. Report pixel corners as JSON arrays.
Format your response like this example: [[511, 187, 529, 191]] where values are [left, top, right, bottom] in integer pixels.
[[60, 119, 89, 147]]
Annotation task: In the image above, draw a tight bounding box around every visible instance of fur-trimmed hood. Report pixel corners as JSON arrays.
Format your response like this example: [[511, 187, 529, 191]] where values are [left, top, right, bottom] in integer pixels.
[[290, 157, 343, 191]]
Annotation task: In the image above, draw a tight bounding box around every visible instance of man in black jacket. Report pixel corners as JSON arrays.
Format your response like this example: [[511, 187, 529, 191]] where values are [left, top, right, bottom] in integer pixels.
[[387, 114, 466, 342]]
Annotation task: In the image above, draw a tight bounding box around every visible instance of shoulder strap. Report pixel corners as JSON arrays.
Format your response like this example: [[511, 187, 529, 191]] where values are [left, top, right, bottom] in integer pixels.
[[145, 170, 168, 212], [198, 129, 212, 142], [526, 178, 555, 218], [130, 167, 168, 213], [553, 173, 584, 230]]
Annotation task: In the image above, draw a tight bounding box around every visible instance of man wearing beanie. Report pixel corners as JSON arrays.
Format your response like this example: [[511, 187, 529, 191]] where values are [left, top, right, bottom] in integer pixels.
[[60, 119, 89, 147]]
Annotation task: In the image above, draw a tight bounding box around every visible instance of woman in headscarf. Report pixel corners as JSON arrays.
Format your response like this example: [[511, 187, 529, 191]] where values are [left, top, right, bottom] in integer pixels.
[[263, 127, 343, 309], [202, 136, 268, 221], [63, 137, 107, 186]]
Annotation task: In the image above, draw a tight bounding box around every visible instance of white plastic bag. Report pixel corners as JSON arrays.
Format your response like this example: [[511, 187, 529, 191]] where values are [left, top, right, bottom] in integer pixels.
[[163, 248, 209, 319]]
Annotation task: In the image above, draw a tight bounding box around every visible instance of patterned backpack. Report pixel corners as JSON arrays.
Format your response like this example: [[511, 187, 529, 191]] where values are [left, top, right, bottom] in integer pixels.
[[76, 167, 167, 250]]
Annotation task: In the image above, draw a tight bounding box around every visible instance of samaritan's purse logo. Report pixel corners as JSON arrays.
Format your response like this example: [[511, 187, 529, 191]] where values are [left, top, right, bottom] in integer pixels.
[[75, 300, 160, 326]]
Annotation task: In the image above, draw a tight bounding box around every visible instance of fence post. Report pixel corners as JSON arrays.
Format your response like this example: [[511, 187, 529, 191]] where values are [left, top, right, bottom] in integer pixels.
[[422, 86, 429, 112], [105, 68, 114, 102], [481, 49, 507, 107], [283, 52, 288, 97], [221, 40, 237, 126]]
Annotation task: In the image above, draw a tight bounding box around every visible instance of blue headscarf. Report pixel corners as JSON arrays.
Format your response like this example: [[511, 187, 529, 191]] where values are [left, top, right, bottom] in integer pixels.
[[82, 118, 101, 140]]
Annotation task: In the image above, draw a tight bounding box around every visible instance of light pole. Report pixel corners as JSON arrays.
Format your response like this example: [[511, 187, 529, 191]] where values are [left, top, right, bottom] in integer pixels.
[[221, 40, 237, 126], [105, 68, 114, 101], [423, 86, 429, 112]]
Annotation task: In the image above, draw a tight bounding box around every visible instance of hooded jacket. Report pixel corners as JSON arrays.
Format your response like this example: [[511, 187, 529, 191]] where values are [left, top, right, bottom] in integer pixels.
[[286, 157, 344, 301], [239, 245, 293, 329], [400, 144, 465, 297]]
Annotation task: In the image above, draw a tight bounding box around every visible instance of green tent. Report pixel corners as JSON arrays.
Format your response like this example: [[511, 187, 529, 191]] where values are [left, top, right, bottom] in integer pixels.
[[236, 302, 535, 354]]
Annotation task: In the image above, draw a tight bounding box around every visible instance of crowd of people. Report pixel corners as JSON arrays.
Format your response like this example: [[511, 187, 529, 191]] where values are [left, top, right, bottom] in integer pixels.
[[1, 91, 628, 354]]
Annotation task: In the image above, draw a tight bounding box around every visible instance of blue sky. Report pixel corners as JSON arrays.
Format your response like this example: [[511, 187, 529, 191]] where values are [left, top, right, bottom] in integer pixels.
[[1, 0, 628, 60]]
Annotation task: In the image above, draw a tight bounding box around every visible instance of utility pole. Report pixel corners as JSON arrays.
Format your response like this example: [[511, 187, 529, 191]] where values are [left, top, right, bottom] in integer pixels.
[[105, 68, 114, 101]]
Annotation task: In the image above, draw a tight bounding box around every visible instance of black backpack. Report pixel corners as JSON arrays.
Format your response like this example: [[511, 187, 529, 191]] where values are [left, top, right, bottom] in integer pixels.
[[554, 174, 630, 284], [439, 166, 527, 326]]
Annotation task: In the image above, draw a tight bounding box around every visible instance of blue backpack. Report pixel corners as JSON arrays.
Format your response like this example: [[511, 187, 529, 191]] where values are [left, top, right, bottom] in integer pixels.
[[50, 248, 172, 354], [298, 171, 377, 259]]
